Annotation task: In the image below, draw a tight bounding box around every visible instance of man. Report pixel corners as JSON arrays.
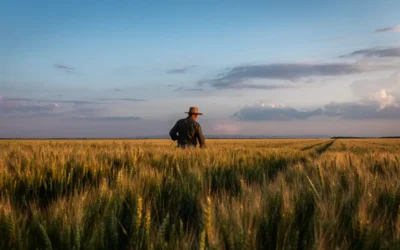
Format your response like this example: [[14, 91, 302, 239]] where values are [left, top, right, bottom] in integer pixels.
[[169, 107, 206, 148]]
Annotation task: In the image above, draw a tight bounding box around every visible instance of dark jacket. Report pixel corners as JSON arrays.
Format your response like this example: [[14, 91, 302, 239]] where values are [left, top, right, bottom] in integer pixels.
[[169, 117, 206, 148]]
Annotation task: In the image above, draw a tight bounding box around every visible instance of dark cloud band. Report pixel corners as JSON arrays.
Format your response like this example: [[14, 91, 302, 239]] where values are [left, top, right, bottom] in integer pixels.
[[232, 106, 323, 121], [339, 47, 400, 58], [199, 62, 372, 89], [175, 87, 204, 92], [54, 64, 75, 73], [375, 25, 400, 33], [0, 102, 59, 114], [166, 65, 196, 74]]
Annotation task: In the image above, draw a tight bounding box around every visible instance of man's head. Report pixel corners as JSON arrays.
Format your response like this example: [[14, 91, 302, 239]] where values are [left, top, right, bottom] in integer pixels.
[[185, 107, 203, 120], [189, 113, 199, 120]]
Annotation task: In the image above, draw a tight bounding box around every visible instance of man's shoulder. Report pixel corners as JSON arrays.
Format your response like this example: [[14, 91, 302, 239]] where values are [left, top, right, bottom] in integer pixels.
[[177, 117, 201, 127], [176, 118, 186, 124]]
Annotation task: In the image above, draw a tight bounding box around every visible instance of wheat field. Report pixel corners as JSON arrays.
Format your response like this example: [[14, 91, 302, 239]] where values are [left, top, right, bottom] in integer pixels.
[[0, 138, 399, 250]]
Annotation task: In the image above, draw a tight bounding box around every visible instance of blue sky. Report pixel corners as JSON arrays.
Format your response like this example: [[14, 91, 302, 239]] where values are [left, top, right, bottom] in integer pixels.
[[1, 0, 400, 137]]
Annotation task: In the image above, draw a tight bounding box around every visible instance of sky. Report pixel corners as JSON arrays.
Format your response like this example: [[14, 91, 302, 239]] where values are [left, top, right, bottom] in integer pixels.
[[1, 0, 400, 138]]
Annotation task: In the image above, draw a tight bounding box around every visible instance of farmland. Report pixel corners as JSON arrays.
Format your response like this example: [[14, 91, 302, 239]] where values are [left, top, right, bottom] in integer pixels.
[[0, 138, 400, 250]]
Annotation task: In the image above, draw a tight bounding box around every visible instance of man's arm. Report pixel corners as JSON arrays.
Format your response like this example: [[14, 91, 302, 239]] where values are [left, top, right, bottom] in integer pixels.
[[169, 122, 179, 141], [196, 124, 206, 148]]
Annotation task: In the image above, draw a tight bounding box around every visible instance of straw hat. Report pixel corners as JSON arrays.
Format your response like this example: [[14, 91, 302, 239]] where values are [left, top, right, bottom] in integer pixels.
[[185, 107, 203, 115]]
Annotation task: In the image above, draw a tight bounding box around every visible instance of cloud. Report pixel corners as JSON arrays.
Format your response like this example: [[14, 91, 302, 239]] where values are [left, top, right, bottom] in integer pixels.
[[175, 87, 204, 92], [0, 96, 111, 119], [375, 25, 400, 33], [339, 47, 400, 58], [61, 100, 102, 106], [232, 88, 400, 121], [1, 95, 145, 121], [3, 97, 33, 101], [227, 83, 294, 90], [199, 62, 375, 89], [232, 103, 323, 121], [0, 100, 60, 114], [44, 100, 101, 106], [367, 89, 399, 110], [166, 65, 196, 74], [73, 116, 142, 122], [326, 88, 399, 117], [54, 64, 75, 73], [324, 101, 400, 120], [18, 103, 59, 113], [4, 97, 102, 106], [8, 112, 64, 119]]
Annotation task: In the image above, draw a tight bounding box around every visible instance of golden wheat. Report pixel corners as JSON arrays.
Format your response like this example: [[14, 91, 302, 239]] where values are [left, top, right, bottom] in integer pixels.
[[0, 138, 399, 249]]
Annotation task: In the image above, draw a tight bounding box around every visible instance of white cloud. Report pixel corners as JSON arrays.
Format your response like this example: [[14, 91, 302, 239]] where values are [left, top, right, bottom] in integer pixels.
[[50, 103, 60, 108], [254, 100, 286, 109], [369, 89, 399, 110]]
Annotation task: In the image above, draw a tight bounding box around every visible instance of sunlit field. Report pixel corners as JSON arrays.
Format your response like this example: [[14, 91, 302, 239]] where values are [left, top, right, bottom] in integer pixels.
[[1, 138, 399, 250]]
